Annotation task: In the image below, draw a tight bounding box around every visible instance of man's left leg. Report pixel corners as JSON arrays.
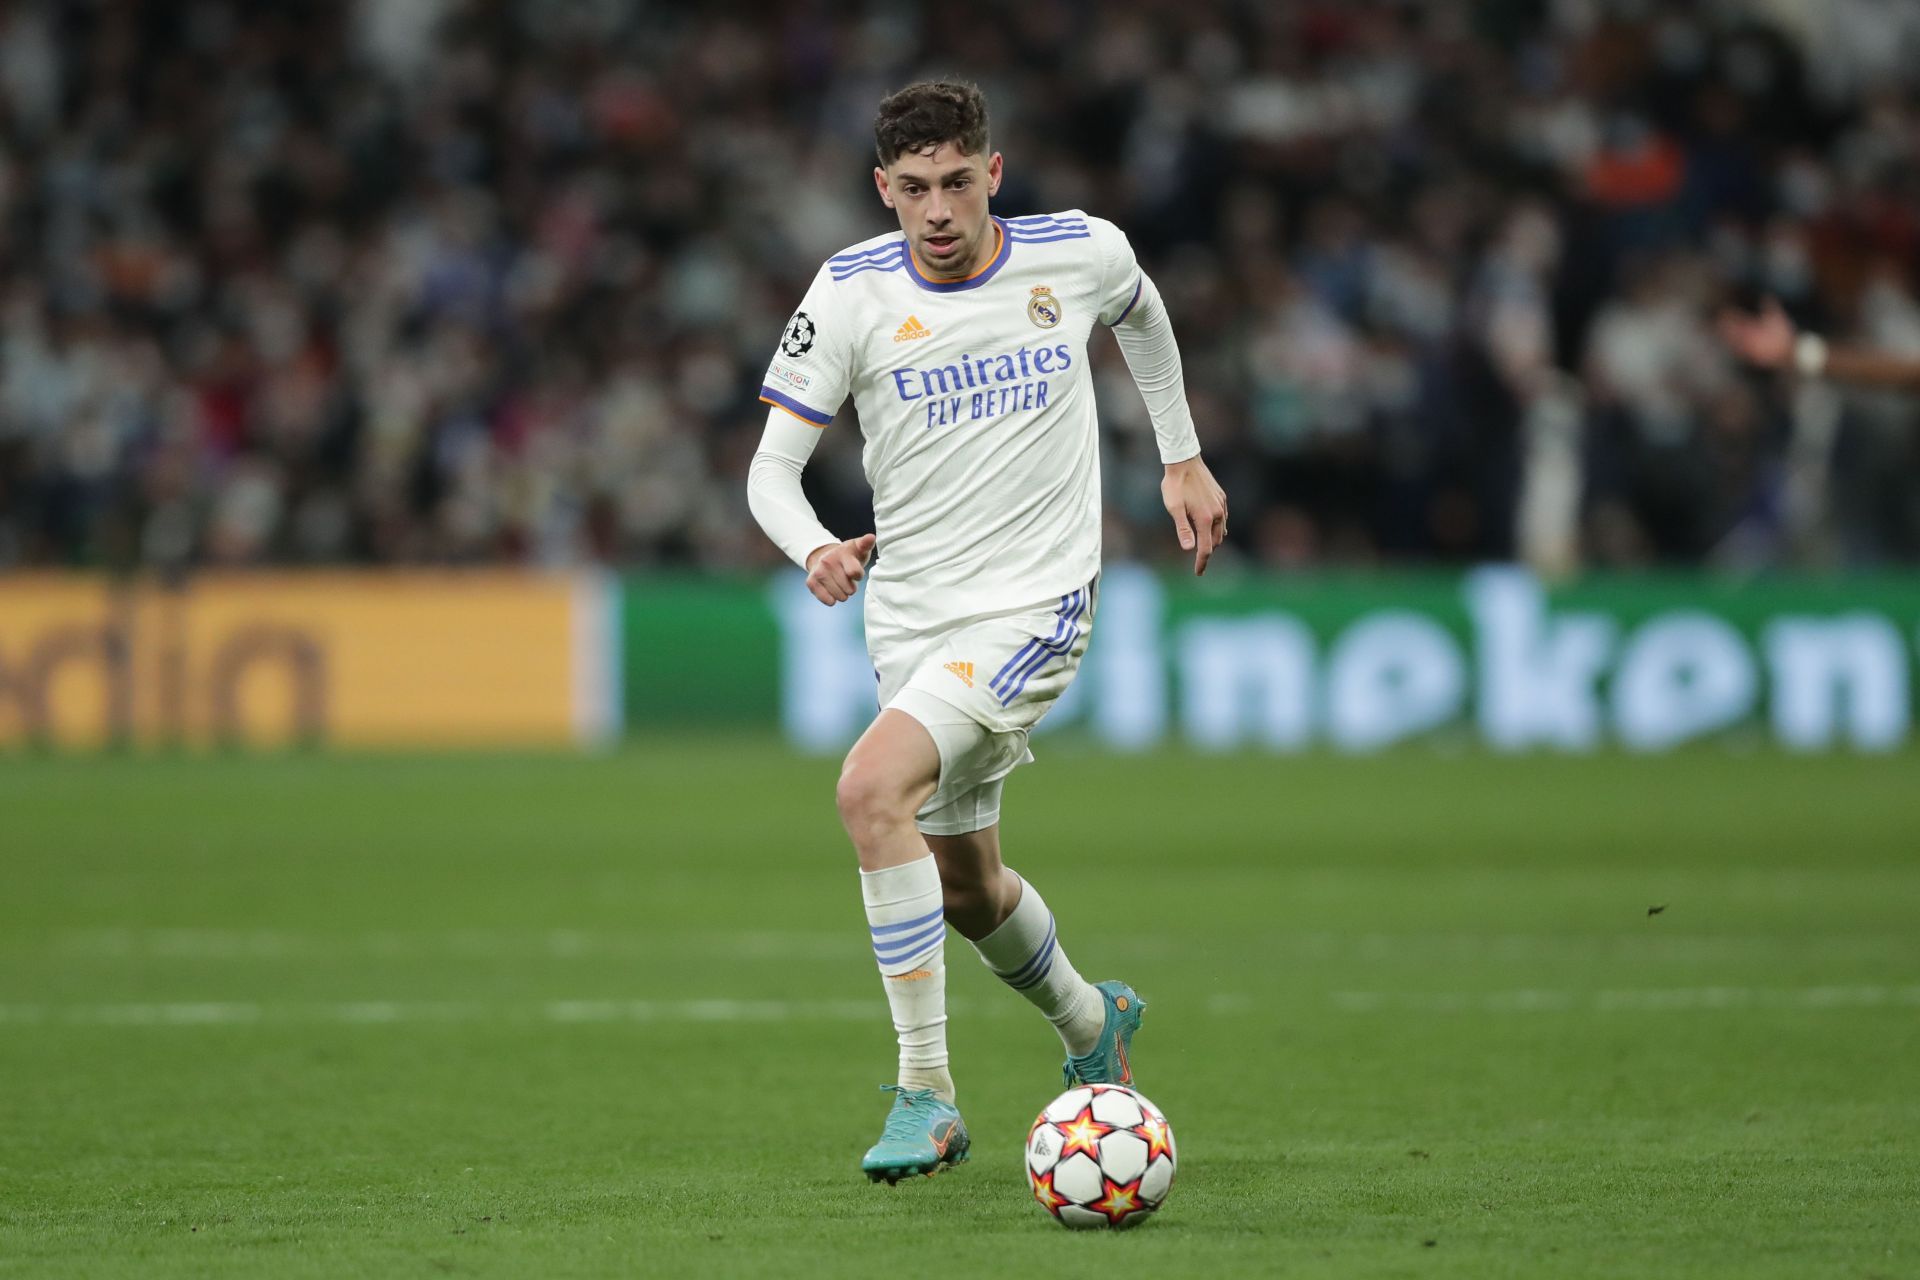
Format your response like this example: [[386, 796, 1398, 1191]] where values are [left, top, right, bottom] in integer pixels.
[[928, 814, 1146, 1085]]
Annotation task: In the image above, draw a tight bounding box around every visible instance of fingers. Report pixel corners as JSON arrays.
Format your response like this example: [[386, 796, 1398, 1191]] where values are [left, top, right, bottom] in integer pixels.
[[1198, 483, 1230, 575], [806, 536, 874, 606], [1167, 476, 1229, 575], [818, 552, 859, 601], [1192, 505, 1216, 575], [809, 557, 854, 604], [805, 565, 841, 604]]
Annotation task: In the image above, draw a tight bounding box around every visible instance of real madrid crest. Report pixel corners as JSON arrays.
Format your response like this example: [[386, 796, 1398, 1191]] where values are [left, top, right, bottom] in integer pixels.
[[1027, 286, 1062, 329]]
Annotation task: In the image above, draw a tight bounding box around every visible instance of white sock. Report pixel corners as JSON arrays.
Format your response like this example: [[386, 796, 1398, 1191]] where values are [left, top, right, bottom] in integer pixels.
[[970, 873, 1104, 1056], [860, 855, 954, 1102]]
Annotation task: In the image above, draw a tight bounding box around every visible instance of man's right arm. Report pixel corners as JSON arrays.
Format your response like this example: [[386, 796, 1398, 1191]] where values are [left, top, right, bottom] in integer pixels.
[[748, 270, 873, 604], [745, 408, 873, 605], [1719, 298, 1920, 393]]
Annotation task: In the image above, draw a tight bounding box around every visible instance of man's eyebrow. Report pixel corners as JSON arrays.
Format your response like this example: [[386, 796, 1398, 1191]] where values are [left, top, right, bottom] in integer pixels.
[[893, 164, 980, 186]]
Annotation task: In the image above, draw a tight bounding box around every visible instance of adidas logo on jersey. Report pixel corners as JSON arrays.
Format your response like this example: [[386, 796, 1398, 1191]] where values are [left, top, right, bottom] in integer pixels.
[[943, 660, 974, 687], [893, 316, 932, 342]]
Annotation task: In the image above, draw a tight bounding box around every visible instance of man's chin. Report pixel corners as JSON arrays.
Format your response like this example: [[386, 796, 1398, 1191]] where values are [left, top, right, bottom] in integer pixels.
[[915, 239, 970, 278]]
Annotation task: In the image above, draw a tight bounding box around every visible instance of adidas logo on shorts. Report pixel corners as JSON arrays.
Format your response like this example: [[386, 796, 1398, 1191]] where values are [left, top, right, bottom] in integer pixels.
[[943, 660, 974, 687]]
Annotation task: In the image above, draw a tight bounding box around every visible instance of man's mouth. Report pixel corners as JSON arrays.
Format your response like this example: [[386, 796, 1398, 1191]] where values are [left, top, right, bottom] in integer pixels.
[[924, 234, 960, 257]]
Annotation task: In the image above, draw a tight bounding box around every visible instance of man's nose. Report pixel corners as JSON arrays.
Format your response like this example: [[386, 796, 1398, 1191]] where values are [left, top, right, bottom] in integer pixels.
[[926, 191, 950, 224]]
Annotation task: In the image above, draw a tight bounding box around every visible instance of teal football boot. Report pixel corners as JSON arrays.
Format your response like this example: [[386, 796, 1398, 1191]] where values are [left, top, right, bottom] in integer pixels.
[[861, 1085, 970, 1184], [1062, 980, 1146, 1086]]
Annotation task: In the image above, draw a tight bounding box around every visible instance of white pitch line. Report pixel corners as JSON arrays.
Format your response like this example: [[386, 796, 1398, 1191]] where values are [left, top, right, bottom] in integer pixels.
[[55, 1002, 265, 1026], [544, 998, 886, 1023], [0, 997, 1019, 1027], [1329, 985, 1920, 1014], [2, 985, 1916, 1028], [44, 928, 862, 962], [42, 928, 1913, 965], [38, 928, 1179, 963]]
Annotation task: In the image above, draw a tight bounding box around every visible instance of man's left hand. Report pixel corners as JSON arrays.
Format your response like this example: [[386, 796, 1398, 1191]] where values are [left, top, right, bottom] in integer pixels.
[[1161, 455, 1228, 576]]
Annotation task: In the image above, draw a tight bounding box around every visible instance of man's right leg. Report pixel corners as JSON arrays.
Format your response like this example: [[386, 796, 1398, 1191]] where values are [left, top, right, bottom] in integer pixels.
[[836, 709, 970, 1181]]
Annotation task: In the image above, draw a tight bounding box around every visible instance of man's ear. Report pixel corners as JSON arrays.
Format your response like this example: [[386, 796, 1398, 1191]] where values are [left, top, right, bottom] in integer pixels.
[[987, 152, 1003, 197], [873, 166, 895, 209]]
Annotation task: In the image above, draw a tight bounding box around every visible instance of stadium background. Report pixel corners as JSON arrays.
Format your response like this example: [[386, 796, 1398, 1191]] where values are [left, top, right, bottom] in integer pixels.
[[3, 3, 1917, 1277], [5, 0, 1920, 749]]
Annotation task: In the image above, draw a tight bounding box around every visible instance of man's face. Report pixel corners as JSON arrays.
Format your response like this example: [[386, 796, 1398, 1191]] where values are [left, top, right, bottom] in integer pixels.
[[874, 143, 1004, 279]]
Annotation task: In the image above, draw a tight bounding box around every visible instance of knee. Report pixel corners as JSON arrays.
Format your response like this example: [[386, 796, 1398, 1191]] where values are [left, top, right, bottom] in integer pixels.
[[835, 758, 913, 842]]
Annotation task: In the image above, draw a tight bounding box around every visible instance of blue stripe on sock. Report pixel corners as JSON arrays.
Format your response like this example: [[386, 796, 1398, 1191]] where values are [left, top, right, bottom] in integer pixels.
[[1010, 949, 1056, 990], [870, 905, 944, 937], [1001, 917, 1057, 986], [873, 919, 946, 964]]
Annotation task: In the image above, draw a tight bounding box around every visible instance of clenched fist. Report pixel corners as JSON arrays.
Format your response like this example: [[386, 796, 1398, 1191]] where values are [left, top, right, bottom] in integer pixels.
[[805, 533, 877, 605]]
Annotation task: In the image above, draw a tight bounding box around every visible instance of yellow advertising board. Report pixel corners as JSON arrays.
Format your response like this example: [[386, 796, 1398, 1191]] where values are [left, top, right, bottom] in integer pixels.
[[0, 573, 619, 749]]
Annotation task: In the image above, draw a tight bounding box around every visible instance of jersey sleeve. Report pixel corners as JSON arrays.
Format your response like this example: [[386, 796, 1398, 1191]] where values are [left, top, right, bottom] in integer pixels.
[[1087, 216, 1146, 327], [759, 266, 852, 427]]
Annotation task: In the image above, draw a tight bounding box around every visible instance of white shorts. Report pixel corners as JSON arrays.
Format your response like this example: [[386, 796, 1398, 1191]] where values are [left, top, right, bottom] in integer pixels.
[[865, 577, 1098, 836]]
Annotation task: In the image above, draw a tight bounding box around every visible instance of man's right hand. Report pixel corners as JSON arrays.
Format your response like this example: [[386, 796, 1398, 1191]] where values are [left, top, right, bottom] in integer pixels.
[[804, 533, 877, 605]]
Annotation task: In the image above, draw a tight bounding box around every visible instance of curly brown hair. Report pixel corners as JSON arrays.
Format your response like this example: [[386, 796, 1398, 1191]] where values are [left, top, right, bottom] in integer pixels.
[[873, 80, 990, 165]]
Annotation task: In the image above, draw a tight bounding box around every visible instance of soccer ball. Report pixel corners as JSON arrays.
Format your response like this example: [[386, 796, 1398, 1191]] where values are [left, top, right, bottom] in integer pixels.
[[1025, 1083, 1176, 1228]]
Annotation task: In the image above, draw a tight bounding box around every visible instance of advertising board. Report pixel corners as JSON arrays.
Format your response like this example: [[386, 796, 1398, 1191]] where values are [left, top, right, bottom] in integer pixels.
[[0, 573, 619, 748], [621, 567, 1920, 754]]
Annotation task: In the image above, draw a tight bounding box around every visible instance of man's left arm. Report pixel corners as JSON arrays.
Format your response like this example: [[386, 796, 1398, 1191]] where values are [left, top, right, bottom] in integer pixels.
[[1095, 222, 1228, 574]]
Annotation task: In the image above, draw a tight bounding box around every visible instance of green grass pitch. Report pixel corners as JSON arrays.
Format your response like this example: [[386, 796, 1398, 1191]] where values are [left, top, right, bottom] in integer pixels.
[[2, 742, 1916, 1278]]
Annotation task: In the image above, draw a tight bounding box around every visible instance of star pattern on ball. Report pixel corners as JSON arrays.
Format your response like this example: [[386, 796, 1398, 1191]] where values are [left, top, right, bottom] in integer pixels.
[[1057, 1107, 1115, 1160], [1138, 1114, 1174, 1161], [1030, 1169, 1071, 1215], [1089, 1174, 1145, 1226]]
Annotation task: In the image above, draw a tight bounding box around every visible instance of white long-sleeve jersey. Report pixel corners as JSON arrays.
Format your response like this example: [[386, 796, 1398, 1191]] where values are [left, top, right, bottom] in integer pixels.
[[748, 210, 1199, 633]]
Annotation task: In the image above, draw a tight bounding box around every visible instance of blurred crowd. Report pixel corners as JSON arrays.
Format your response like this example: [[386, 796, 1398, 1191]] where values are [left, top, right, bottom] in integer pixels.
[[4, 0, 1920, 573]]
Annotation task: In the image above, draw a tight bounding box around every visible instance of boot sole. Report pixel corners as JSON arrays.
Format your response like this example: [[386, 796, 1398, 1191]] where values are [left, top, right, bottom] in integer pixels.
[[864, 1143, 970, 1185]]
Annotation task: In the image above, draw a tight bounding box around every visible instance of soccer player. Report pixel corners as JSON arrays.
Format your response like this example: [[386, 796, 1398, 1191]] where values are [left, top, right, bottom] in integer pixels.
[[746, 80, 1226, 1183]]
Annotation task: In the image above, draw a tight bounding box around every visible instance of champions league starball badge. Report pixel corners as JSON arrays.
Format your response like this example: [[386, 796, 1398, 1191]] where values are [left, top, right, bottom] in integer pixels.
[[781, 311, 816, 357]]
